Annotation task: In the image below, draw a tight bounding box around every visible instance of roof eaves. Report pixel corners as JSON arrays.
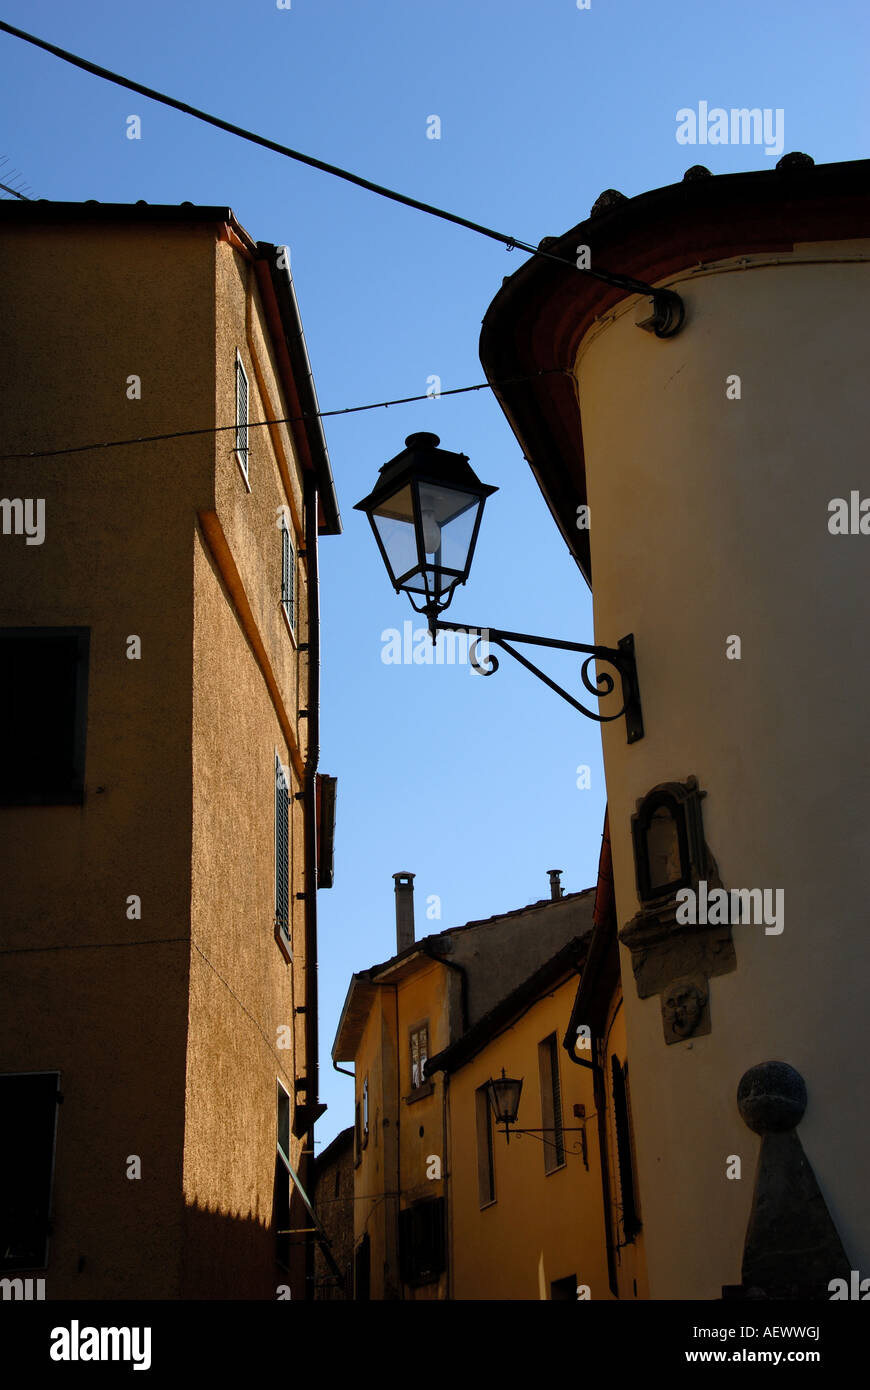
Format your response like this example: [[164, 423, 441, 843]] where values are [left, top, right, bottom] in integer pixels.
[[426, 932, 591, 1077]]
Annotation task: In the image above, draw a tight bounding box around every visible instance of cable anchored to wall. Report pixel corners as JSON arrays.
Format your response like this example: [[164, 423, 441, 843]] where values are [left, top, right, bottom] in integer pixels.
[[0, 19, 684, 334]]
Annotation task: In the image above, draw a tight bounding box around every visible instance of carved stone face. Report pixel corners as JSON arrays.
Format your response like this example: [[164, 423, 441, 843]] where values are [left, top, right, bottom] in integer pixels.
[[663, 978, 706, 1038]]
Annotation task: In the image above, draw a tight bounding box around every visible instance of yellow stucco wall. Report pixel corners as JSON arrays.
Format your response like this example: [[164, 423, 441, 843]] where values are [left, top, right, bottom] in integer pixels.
[[449, 978, 615, 1301], [351, 958, 451, 1298], [182, 237, 311, 1297], [576, 245, 870, 1297], [0, 220, 215, 1297], [0, 217, 313, 1298]]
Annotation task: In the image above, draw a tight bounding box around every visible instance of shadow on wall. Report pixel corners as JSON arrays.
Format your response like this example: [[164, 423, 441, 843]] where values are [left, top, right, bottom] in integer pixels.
[[180, 1187, 309, 1300]]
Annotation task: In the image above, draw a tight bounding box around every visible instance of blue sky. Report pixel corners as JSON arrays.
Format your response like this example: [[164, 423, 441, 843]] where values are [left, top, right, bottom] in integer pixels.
[[3, 0, 867, 1148]]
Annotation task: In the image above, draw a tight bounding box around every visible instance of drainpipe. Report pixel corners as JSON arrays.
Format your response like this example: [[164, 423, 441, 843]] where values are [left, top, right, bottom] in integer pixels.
[[301, 473, 322, 1299]]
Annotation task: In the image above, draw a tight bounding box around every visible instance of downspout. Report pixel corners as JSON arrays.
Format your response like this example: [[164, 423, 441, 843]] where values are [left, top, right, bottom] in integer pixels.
[[443, 1070, 452, 1301], [302, 472, 322, 1297]]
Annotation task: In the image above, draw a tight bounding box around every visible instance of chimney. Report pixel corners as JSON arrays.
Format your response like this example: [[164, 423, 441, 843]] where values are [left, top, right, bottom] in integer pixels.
[[547, 869, 563, 901], [393, 872, 416, 953]]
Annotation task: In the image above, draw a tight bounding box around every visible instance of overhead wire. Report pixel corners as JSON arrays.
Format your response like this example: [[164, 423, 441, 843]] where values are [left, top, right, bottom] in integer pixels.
[[0, 369, 568, 462], [0, 18, 666, 299]]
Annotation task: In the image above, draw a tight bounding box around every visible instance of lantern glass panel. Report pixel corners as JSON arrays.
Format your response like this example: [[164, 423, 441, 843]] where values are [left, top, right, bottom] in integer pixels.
[[487, 1075, 523, 1126], [417, 482, 479, 570], [372, 484, 418, 583]]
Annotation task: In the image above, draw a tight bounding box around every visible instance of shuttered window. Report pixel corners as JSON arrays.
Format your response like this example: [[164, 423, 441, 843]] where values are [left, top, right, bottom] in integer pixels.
[[611, 1056, 641, 1240], [281, 520, 295, 631], [235, 353, 249, 479], [475, 1083, 496, 1207], [275, 755, 290, 939], [410, 1024, 429, 1091], [538, 1032, 565, 1173]]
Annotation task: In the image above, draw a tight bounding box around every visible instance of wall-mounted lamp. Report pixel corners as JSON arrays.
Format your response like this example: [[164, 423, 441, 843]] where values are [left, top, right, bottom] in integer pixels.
[[485, 1067, 587, 1150], [485, 1069, 524, 1144], [355, 433, 643, 742]]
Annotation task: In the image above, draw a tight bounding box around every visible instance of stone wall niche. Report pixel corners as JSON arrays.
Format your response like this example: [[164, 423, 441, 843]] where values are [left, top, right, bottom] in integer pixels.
[[619, 776, 736, 1043]]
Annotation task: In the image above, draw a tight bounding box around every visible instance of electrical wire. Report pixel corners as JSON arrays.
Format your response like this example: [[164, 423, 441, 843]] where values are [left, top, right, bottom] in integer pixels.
[[0, 369, 567, 462], [0, 19, 665, 299]]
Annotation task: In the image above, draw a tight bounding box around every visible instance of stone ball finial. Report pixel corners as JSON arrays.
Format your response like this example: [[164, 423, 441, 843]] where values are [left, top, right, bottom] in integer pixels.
[[737, 1061, 807, 1134], [590, 189, 627, 218], [776, 151, 815, 170]]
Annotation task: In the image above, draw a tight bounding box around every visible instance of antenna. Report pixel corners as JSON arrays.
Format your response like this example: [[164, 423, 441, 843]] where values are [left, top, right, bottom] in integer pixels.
[[0, 155, 34, 199]]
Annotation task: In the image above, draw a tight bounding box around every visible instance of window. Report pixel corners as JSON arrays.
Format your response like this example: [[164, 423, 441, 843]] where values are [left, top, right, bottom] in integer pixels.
[[362, 1076, 369, 1148], [399, 1199, 445, 1286], [274, 1080, 292, 1269], [475, 1083, 496, 1207], [281, 518, 296, 633], [611, 1056, 641, 1241], [0, 1072, 60, 1270], [275, 755, 290, 944], [410, 1024, 429, 1091], [538, 1033, 565, 1173], [235, 352, 249, 481], [354, 1100, 362, 1167], [0, 629, 89, 805]]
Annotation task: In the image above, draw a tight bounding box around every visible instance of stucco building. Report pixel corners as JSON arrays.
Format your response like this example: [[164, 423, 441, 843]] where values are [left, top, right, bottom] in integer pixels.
[[479, 154, 870, 1298], [0, 200, 340, 1298], [331, 870, 604, 1298]]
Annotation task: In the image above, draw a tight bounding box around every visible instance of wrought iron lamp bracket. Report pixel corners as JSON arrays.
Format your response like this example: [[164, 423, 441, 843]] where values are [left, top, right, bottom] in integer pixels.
[[429, 617, 644, 744]]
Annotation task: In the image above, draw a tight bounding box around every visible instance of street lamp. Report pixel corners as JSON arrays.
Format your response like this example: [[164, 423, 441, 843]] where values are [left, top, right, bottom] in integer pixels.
[[486, 1067, 588, 1154], [355, 433, 644, 741], [353, 432, 497, 627], [486, 1069, 524, 1144]]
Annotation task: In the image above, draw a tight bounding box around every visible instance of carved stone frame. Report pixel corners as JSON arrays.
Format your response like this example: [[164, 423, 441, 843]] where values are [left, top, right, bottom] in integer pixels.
[[619, 776, 736, 1043]]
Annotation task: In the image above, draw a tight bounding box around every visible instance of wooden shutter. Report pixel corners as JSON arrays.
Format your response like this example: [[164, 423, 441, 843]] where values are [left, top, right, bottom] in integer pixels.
[[235, 355, 249, 474], [275, 755, 289, 936]]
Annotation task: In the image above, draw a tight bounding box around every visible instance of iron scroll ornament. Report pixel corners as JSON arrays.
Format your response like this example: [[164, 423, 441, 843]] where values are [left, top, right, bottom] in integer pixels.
[[435, 620, 643, 743]]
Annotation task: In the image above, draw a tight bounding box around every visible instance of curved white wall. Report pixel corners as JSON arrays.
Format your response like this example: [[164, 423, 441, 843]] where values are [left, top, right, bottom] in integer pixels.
[[577, 246, 870, 1299]]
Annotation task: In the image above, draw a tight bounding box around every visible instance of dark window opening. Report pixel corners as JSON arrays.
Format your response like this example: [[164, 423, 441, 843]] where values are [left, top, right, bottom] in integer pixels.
[[275, 1081, 292, 1269], [551, 1274, 578, 1301], [399, 1197, 445, 1286], [0, 629, 89, 805], [0, 1072, 60, 1270]]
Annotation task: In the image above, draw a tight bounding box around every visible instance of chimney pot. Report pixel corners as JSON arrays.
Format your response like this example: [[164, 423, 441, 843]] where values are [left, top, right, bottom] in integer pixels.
[[393, 872, 416, 953], [547, 869, 563, 901]]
